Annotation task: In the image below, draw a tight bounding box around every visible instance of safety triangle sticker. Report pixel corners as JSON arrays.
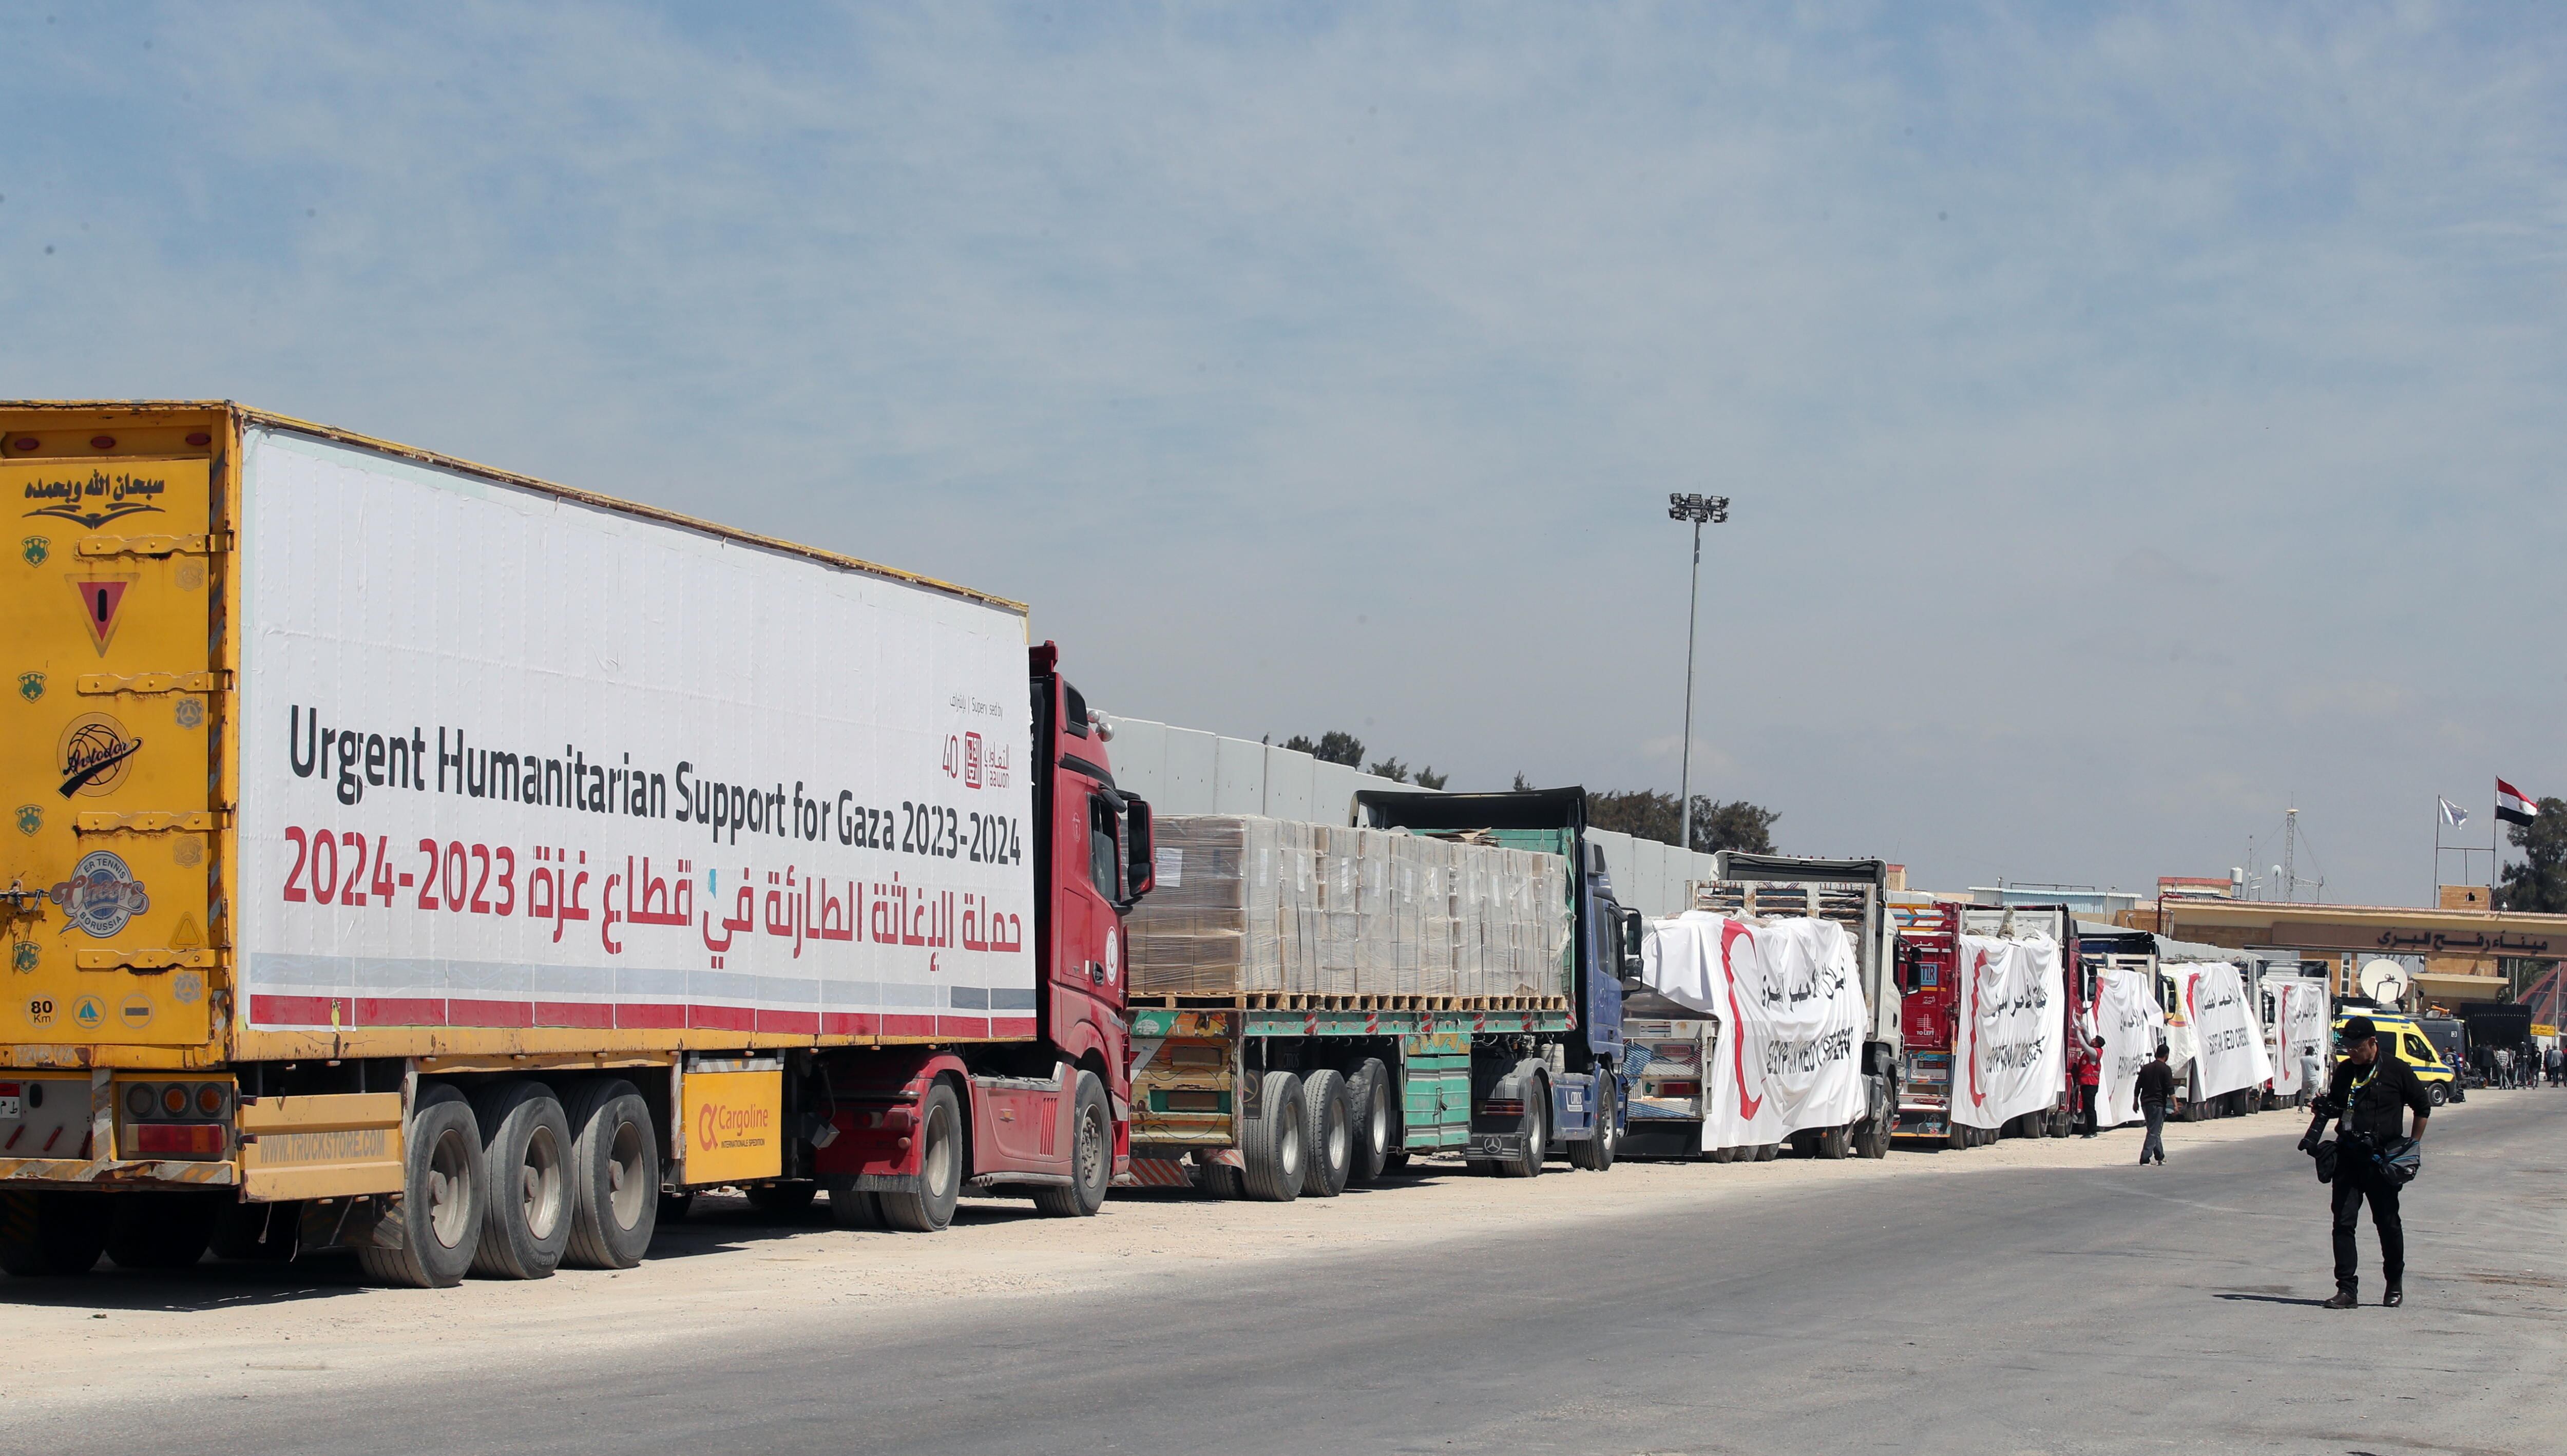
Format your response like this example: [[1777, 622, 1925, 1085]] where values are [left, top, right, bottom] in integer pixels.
[[170, 913, 205, 952], [67, 576, 135, 656]]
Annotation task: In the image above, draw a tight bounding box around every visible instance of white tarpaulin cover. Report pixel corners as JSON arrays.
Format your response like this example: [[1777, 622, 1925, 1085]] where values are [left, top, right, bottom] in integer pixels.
[[2095, 966, 2168, 1127], [1639, 912, 1867, 1150], [236, 428, 1040, 1037], [2264, 974, 2330, 1097], [2167, 962, 2274, 1100], [1949, 933, 2067, 1131]]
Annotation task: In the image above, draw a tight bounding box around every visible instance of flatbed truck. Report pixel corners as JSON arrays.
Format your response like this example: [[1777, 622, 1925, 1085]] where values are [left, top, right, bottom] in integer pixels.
[[1123, 788, 1633, 1195]]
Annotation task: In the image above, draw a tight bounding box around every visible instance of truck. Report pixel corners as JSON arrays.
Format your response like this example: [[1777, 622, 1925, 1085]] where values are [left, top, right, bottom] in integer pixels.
[[1891, 899, 2082, 1145], [1619, 854, 1899, 1162], [1121, 788, 1632, 1195], [0, 401, 1156, 1285]]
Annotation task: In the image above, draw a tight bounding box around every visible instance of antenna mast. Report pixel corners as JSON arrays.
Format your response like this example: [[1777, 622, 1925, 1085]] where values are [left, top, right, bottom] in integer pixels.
[[2283, 807, 2297, 902]]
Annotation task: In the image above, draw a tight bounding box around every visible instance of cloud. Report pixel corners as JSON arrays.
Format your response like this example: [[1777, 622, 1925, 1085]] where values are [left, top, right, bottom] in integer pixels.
[[2, 2, 2562, 901]]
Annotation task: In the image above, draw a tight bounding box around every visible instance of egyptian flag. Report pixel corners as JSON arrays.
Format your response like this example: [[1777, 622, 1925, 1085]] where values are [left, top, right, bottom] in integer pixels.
[[2497, 778, 2539, 826]]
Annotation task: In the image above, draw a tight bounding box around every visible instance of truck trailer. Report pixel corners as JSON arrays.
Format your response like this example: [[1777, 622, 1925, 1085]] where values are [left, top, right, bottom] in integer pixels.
[[0, 402, 1156, 1285], [1620, 854, 1899, 1162], [1892, 900, 2082, 1145], [1121, 788, 1634, 1195]]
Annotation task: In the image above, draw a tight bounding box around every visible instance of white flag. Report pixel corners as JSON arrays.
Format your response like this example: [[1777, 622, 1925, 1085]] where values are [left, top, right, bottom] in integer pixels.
[[2440, 797, 2468, 829]]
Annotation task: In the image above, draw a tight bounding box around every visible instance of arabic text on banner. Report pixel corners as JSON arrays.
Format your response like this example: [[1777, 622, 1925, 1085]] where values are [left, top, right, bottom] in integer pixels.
[[1949, 933, 2066, 1131]]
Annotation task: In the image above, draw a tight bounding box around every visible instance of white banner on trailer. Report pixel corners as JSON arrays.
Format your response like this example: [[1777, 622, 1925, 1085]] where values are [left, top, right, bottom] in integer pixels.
[[1949, 934, 2066, 1131], [235, 428, 1039, 1037], [2166, 963, 2273, 1100], [2265, 975, 2330, 1097], [1638, 912, 1867, 1150], [2095, 966, 2168, 1127]]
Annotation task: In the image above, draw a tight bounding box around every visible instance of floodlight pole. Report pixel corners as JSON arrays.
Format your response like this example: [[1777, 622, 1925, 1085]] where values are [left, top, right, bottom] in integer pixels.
[[1668, 494, 1729, 856]]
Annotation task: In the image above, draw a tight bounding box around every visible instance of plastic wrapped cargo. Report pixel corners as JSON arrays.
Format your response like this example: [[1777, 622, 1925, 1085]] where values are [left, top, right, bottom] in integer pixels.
[[1126, 815, 1569, 1001]]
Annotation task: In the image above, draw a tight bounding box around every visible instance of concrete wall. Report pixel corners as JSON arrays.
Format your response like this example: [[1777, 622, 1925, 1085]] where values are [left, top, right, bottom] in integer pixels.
[[1100, 713, 1718, 918]]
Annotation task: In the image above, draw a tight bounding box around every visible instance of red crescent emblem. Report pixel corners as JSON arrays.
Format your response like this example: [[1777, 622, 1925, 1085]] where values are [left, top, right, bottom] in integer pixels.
[[1720, 919, 1765, 1120], [1965, 947, 1994, 1108]]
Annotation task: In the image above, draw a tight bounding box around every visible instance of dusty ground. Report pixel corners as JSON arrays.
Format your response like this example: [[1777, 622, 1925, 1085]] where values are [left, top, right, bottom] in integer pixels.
[[5, 1101, 2344, 1415]]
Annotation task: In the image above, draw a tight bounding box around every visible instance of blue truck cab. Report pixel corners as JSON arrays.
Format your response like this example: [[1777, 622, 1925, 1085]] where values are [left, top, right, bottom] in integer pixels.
[[1356, 787, 1635, 1176]]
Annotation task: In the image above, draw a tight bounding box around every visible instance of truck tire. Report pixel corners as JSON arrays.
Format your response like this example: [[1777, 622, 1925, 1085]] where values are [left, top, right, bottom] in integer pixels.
[[468, 1080, 574, 1280], [563, 1080, 660, 1271], [1859, 1121, 1890, 1159], [1946, 1124, 1969, 1151], [746, 1182, 821, 1218], [1195, 1161, 1245, 1200], [827, 1183, 883, 1227], [1496, 1082, 1547, 1178], [1298, 1068, 1352, 1198], [1570, 1076, 1617, 1171], [1031, 1071, 1112, 1217], [104, 1192, 221, 1271], [1345, 1060, 1394, 1186], [1817, 1124, 1852, 1160], [1240, 1071, 1307, 1202], [356, 1084, 483, 1288], [1380, 1151, 1412, 1177], [1753, 1141, 1778, 1162], [0, 1191, 108, 1277], [878, 1082, 964, 1232]]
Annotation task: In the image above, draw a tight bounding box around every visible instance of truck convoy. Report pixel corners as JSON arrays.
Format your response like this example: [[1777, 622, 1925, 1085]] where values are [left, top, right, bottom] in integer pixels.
[[1621, 854, 1898, 1161], [0, 402, 1156, 1283], [1120, 788, 1633, 1197]]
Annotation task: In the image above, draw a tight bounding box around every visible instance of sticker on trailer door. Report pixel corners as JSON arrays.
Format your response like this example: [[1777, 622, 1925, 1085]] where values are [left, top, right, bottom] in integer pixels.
[[49, 851, 149, 937]]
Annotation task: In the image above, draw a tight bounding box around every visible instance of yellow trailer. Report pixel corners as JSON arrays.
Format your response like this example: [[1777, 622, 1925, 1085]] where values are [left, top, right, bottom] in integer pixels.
[[0, 403, 1149, 1284]]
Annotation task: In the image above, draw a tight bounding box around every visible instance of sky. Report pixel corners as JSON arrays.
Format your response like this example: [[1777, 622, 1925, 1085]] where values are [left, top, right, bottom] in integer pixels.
[[4, 2, 2562, 905]]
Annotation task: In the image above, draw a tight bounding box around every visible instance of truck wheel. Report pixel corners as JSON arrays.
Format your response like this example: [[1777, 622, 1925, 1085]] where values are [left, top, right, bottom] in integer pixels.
[[1570, 1077, 1617, 1171], [745, 1182, 821, 1218], [878, 1083, 964, 1232], [563, 1080, 659, 1271], [468, 1080, 573, 1280], [1345, 1060, 1393, 1186], [1946, 1124, 1969, 1152], [0, 1191, 108, 1276], [1380, 1151, 1412, 1177], [1753, 1142, 1778, 1162], [1859, 1122, 1890, 1159], [356, 1084, 482, 1288], [1241, 1072, 1306, 1202], [1497, 1084, 1547, 1178], [1299, 1068, 1352, 1198], [827, 1183, 883, 1227], [1818, 1124, 1852, 1160], [1032, 1071, 1112, 1217], [2428, 1083, 2448, 1107], [1194, 1162, 1244, 1200], [104, 1192, 221, 1271]]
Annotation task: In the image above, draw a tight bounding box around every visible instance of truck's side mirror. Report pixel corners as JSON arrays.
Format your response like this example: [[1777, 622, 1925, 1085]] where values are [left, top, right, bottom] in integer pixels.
[[1122, 797, 1155, 906], [1616, 906, 1644, 978]]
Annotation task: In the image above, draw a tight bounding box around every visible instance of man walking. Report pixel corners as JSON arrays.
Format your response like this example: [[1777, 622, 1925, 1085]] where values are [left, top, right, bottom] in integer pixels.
[[2077, 1035, 2103, 1136], [2134, 1044, 2174, 1165], [2310, 1017, 2431, 1309]]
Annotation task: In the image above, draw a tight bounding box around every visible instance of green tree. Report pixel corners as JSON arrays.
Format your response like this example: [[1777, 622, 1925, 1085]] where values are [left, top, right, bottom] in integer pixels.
[[1279, 730, 1365, 767], [1584, 789, 1779, 854], [2497, 796, 2567, 913]]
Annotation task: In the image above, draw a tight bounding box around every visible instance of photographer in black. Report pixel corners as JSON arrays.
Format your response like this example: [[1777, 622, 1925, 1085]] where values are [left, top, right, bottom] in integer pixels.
[[2304, 1016, 2430, 1309]]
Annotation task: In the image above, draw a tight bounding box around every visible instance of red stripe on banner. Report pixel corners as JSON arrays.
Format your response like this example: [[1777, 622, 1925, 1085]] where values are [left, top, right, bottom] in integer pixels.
[[756, 1009, 820, 1035], [935, 1015, 990, 1038], [689, 1003, 756, 1032], [617, 1002, 687, 1030], [249, 994, 341, 1027], [446, 999, 534, 1028], [534, 1001, 617, 1029], [880, 1014, 935, 1037], [356, 997, 446, 1027]]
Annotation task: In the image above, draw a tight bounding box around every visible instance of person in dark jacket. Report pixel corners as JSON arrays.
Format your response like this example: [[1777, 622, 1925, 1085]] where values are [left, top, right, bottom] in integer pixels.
[[2134, 1045, 2175, 1165], [2077, 1036, 2104, 1136], [2308, 1016, 2431, 1309]]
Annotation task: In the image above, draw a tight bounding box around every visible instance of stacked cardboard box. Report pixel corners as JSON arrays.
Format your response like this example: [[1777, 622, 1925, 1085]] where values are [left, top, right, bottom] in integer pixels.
[[1128, 815, 1570, 1001]]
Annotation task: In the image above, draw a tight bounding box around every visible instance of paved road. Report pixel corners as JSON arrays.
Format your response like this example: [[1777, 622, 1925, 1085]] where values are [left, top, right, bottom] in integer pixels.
[[18, 1094, 2563, 1455]]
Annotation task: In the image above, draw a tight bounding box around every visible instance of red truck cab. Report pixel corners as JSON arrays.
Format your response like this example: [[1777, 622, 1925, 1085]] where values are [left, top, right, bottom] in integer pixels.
[[808, 644, 1153, 1229]]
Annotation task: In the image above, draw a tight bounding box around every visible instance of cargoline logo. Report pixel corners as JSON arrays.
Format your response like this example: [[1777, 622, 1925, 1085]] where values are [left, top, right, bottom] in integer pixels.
[[696, 1099, 773, 1152]]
